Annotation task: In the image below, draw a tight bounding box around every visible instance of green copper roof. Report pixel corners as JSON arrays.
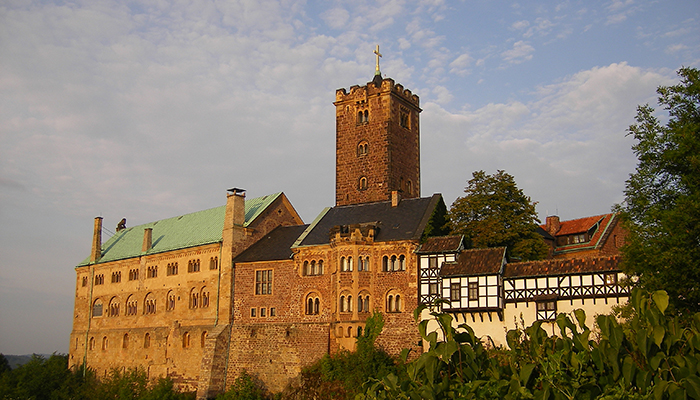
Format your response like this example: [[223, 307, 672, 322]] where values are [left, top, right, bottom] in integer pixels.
[[77, 193, 282, 266]]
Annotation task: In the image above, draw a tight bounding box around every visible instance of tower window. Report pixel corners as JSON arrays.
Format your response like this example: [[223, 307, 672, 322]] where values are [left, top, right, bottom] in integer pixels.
[[357, 141, 369, 157], [359, 177, 368, 190], [400, 108, 410, 128], [357, 109, 369, 124]]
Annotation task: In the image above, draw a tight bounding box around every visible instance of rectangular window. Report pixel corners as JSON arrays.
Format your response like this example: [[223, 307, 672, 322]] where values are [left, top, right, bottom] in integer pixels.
[[605, 273, 617, 285], [255, 270, 273, 295], [450, 283, 460, 302], [250, 308, 256, 317], [536, 300, 557, 321], [428, 257, 438, 269], [468, 282, 478, 301], [270, 307, 276, 317], [260, 308, 266, 317], [429, 283, 439, 295]]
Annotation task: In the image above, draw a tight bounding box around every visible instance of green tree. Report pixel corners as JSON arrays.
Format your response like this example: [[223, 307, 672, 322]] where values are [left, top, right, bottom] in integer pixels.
[[618, 67, 700, 315], [448, 170, 548, 261]]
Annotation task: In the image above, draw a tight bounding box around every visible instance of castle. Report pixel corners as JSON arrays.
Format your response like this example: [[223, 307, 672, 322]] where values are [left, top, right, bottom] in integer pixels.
[[69, 61, 628, 398]]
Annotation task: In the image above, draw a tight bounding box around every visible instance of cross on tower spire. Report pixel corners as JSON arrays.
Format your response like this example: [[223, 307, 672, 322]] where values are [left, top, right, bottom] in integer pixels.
[[374, 45, 382, 76]]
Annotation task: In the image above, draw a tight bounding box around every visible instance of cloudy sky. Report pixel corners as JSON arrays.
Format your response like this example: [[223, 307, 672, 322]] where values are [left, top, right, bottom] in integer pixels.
[[1, 0, 698, 355]]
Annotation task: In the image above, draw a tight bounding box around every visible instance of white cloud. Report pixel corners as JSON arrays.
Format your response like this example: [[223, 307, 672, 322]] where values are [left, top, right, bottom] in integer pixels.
[[666, 43, 688, 54], [432, 85, 453, 104], [321, 8, 350, 29], [501, 40, 535, 64], [511, 20, 530, 30], [449, 53, 472, 76]]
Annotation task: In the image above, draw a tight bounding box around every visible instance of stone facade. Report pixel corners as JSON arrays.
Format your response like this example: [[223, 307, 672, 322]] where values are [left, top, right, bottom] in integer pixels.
[[334, 78, 421, 206]]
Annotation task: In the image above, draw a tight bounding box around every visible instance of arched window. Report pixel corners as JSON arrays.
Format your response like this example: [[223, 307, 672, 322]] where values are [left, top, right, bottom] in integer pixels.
[[101, 336, 108, 351], [306, 294, 320, 315], [92, 299, 103, 318], [303, 261, 310, 276], [340, 257, 347, 272], [357, 141, 369, 157], [317, 260, 324, 275], [314, 298, 320, 315], [201, 331, 208, 348], [201, 287, 210, 308], [144, 333, 150, 348], [144, 293, 156, 314], [390, 255, 397, 271], [122, 333, 129, 349], [190, 288, 199, 309], [407, 180, 412, 196], [359, 176, 368, 190], [310, 261, 316, 275], [348, 326, 353, 337], [108, 297, 119, 317], [347, 295, 353, 312], [347, 257, 353, 272], [182, 332, 190, 348], [210, 257, 218, 270], [339, 296, 346, 312], [382, 256, 389, 272], [357, 326, 363, 337], [386, 291, 402, 313], [307, 297, 314, 314], [358, 296, 364, 312], [399, 255, 406, 271], [166, 291, 175, 311], [126, 295, 137, 316], [364, 110, 369, 122], [89, 337, 95, 350]]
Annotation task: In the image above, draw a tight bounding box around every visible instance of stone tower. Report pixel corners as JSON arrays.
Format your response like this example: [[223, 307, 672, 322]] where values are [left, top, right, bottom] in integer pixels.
[[334, 59, 422, 206]]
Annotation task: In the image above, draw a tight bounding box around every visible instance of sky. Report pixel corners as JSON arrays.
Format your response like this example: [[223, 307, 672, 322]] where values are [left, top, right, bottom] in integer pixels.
[[1, 0, 698, 355]]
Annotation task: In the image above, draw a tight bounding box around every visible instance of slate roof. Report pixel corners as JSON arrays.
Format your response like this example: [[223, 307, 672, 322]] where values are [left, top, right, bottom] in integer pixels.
[[234, 225, 309, 263], [416, 235, 464, 254], [440, 247, 506, 277], [78, 193, 283, 266], [294, 194, 442, 247], [504, 255, 621, 278]]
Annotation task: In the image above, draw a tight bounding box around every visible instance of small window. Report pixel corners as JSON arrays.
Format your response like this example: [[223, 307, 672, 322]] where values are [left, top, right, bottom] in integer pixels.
[[428, 257, 438, 269], [210, 257, 218, 270], [95, 274, 104, 285], [144, 333, 150, 348], [357, 141, 369, 157], [182, 332, 190, 348], [190, 288, 199, 309], [605, 273, 617, 286], [102, 336, 108, 351], [260, 308, 266, 317], [166, 291, 175, 311], [201, 288, 210, 308], [122, 333, 129, 349], [270, 307, 276, 317], [126, 296, 137, 316], [144, 293, 156, 314], [536, 300, 557, 321], [359, 176, 368, 190], [201, 331, 208, 348], [81, 276, 88, 287], [108, 297, 119, 317], [468, 282, 478, 301], [89, 337, 95, 350], [92, 299, 103, 317], [450, 283, 461, 302], [147, 266, 157, 278], [188, 259, 200, 273], [251, 308, 256, 317], [129, 269, 140, 280], [167, 263, 178, 276], [386, 291, 402, 313], [255, 270, 273, 295], [400, 110, 410, 128], [429, 283, 439, 295], [111, 271, 121, 283]]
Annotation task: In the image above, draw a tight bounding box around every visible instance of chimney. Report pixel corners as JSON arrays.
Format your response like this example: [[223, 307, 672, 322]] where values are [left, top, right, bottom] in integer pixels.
[[142, 228, 153, 253], [545, 215, 560, 235], [391, 190, 401, 207], [226, 188, 246, 227], [90, 217, 103, 263]]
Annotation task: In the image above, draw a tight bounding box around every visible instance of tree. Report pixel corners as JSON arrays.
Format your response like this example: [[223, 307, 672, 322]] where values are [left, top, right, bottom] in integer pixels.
[[448, 170, 548, 261], [618, 67, 700, 315]]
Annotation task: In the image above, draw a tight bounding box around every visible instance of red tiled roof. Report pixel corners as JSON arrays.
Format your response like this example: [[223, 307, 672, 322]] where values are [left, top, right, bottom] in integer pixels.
[[440, 247, 506, 277], [417, 235, 463, 253], [504, 255, 621, 278], [555, 214, 608, 236]]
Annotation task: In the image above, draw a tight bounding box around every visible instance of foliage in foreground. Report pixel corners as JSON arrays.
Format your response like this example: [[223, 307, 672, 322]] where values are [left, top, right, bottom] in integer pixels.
[[280, 311, 397, 400], [360, 289, 700, 400], [0, 354, 193, 400], [448, 170, 548, 261], [617, 67, 700, 315]]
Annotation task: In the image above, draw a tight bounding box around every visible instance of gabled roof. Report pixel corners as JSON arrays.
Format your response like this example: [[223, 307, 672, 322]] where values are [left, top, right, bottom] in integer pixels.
[[553, 214, 608, 236], [440, 247, 506, 277], [234, 225, 309, 263], [416, 235, 464, 254], [294, 194, 442, 247], [504, 255, 621, 278], [78, 193, 284, 266]]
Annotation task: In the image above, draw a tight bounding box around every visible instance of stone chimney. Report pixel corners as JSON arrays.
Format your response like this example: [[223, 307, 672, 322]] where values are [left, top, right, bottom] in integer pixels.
[[90, 217, 103, 263], [545, 215, 561, 235], [391, 190, 401, 207], [142, 228, 153, 253], [226, 188, 246, 227]]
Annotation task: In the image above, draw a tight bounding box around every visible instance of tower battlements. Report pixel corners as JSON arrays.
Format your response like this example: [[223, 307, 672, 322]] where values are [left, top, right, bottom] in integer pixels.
[[335, 78, 421, 109]]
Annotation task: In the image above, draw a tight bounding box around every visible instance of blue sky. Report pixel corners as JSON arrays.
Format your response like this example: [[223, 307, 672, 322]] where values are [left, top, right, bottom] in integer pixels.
[[0, 0, 698, 354]]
